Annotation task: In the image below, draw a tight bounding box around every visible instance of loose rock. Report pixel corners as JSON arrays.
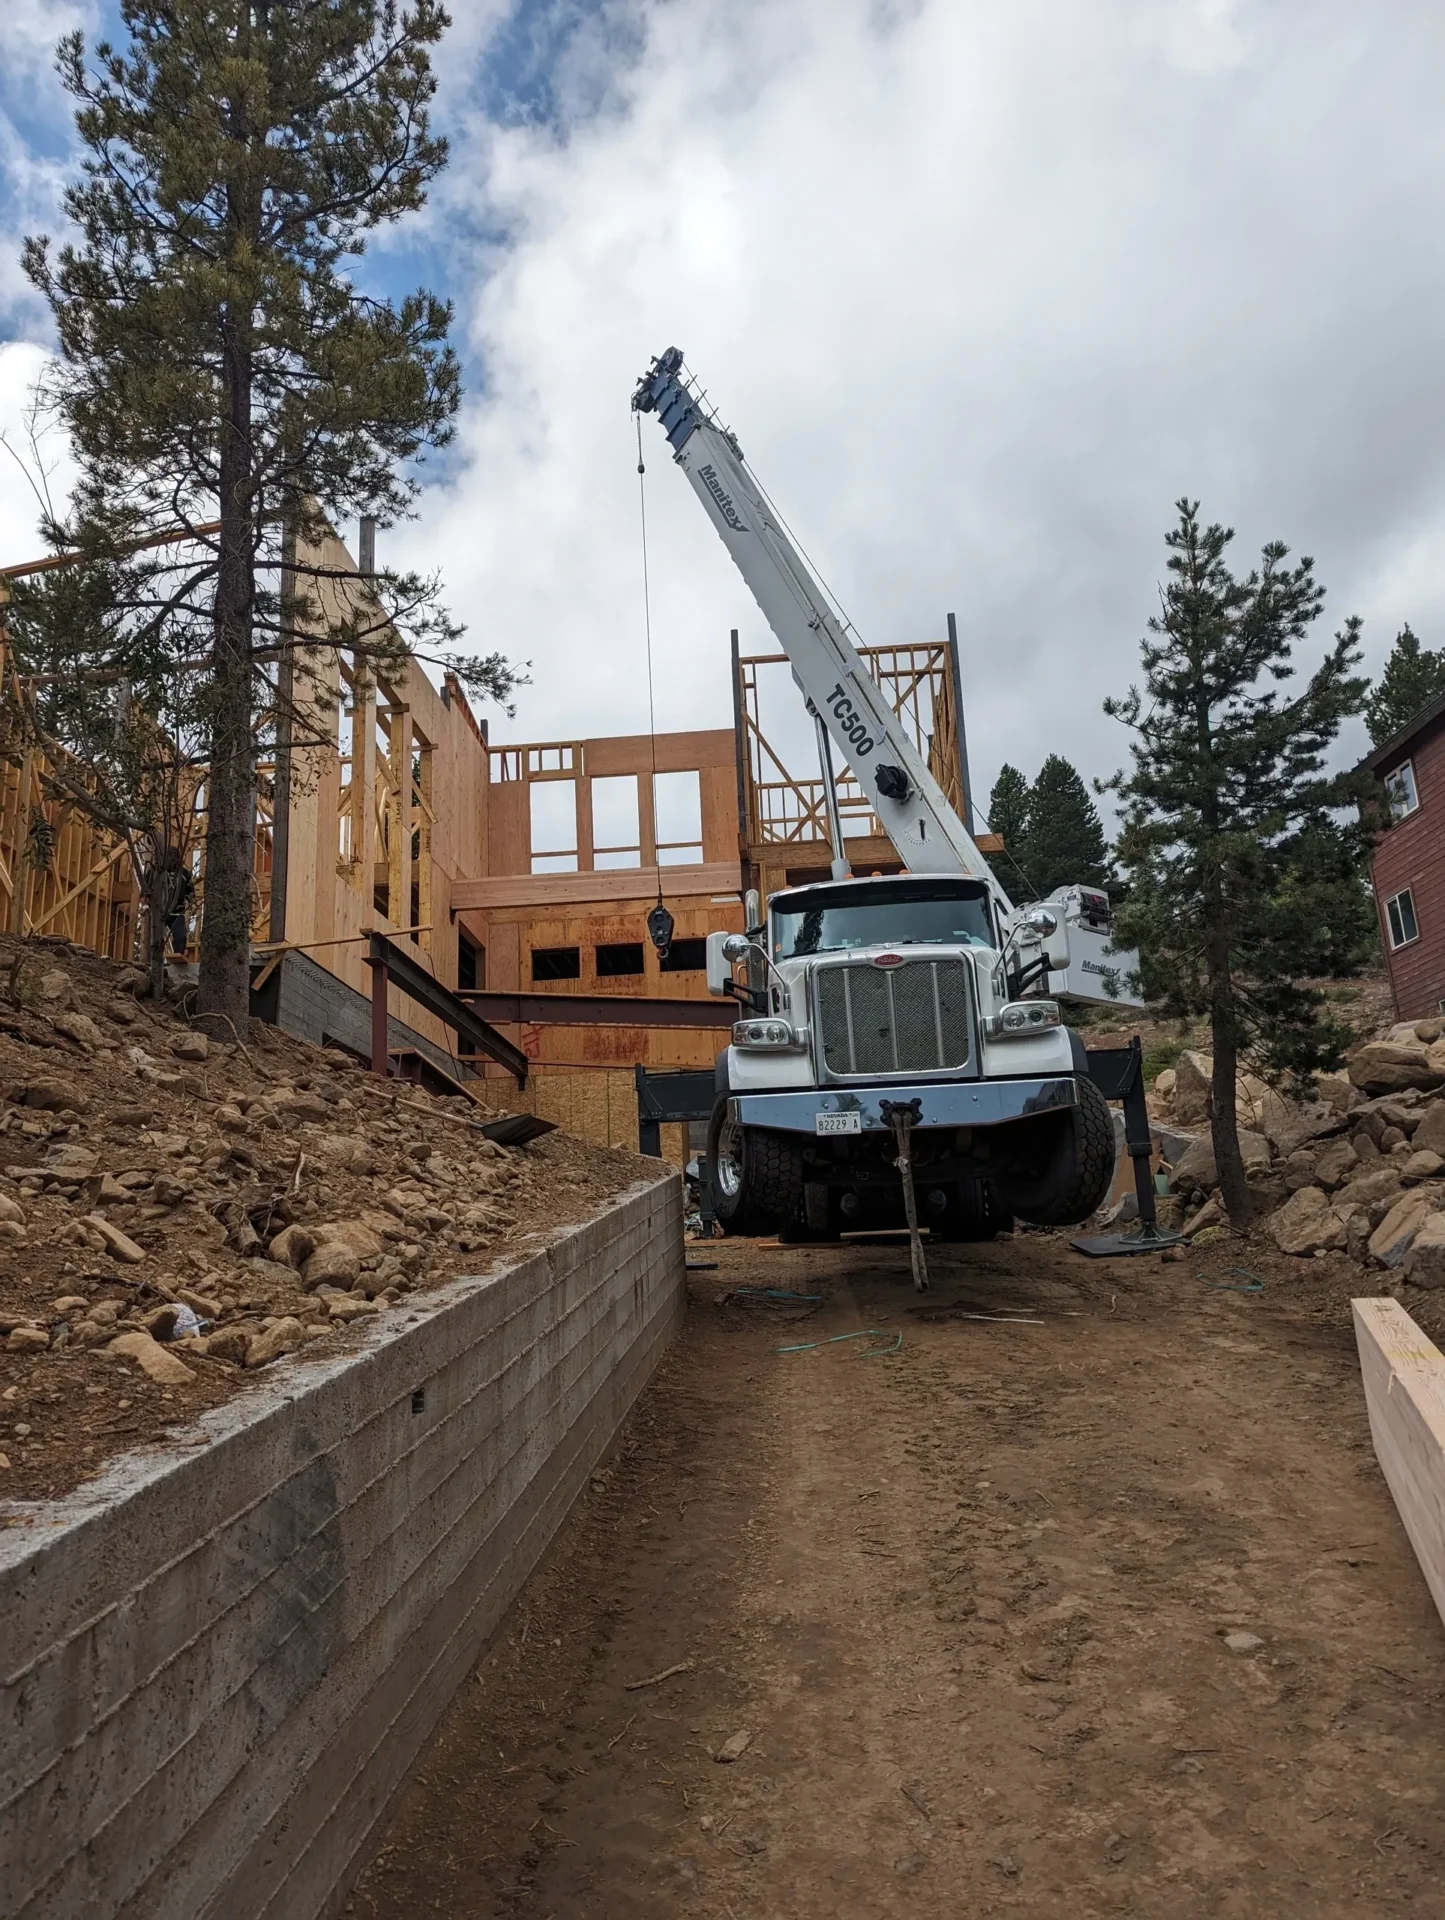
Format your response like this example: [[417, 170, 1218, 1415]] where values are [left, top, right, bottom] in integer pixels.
[[83, 1214, 147, 1264], [1268, 1186, 1344, 1257], [1370, 1189, 1440, 1268], [1349, 1042, 1444, 1097], [1405, 1212, 1445, 1288], [108, 1329, 197, 1384], [245, 1316, 306, 1368]]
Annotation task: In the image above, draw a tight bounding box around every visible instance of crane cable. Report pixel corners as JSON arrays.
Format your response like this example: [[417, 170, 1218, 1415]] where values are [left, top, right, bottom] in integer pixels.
[[635, 415, 673, 953]]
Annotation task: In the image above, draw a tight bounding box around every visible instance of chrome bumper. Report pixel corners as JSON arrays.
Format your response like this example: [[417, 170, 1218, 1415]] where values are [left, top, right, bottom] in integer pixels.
[[727, 1076, 1079, 1135]]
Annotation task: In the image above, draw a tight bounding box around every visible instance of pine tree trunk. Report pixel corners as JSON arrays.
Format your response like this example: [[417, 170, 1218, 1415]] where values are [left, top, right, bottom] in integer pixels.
[[1208, 954, 1253, 1225], [197, 327, 256, 1033], [145, 865, 168, 1000]]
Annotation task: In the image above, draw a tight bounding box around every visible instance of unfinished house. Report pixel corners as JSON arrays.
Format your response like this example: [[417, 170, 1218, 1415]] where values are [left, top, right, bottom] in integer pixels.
[[1, 524, 980, 1158]]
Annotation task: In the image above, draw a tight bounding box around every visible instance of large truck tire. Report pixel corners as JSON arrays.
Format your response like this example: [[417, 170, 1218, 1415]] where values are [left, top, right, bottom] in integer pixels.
[[705, 1098, 804, 1235], [1001, 1074, 1116, 1227]]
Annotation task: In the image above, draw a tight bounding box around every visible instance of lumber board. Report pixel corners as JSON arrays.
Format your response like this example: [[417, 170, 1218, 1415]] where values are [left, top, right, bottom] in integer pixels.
[[1353, 1296, 1445, 1631]]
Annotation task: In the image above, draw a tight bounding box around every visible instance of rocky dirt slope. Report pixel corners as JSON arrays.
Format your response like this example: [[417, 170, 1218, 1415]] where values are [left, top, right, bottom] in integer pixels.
[[0, 938, 649, 1504], [1147, 1017, 1445, 1321]]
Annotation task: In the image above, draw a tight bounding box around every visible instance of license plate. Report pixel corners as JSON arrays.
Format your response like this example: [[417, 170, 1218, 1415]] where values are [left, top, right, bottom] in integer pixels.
[[815, 1111, 862, 1135]]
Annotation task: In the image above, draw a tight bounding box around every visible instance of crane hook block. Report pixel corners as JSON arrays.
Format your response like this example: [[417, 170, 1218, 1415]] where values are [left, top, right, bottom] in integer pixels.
[[647, 901, 675, 959], [874, 763, 913, 803]]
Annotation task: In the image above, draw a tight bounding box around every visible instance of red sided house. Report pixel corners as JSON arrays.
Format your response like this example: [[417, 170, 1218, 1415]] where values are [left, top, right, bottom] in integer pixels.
[[1366, 695, 1445, 1019]]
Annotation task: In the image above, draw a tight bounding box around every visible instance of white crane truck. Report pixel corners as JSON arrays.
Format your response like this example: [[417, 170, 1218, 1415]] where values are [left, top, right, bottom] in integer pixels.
[[632, 348, 1142, 1275]]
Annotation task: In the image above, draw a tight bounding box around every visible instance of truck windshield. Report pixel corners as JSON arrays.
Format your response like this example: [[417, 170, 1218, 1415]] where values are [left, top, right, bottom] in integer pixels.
[[772, 881, 995, 958]]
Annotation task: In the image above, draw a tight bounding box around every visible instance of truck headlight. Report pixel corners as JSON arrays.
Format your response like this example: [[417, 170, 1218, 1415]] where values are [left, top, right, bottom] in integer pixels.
[[986, 999, 1062, 1038], [731, 1018, 805, 1049]]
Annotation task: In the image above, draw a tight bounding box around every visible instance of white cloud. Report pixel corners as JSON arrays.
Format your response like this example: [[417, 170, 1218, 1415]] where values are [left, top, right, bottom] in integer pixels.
[[7, 0, 1445, 833], [0, 0, 95, 338], [387, 0, 1445, 823], [0, 340, 74, 562]]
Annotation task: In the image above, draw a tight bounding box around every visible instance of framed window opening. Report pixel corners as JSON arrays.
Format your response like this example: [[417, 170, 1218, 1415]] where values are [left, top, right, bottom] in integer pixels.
[[596, 941, 645, 977], [1386, 887, 1419, 951], [531, 946, 581, 981], [1386, 761, 1420, 822]]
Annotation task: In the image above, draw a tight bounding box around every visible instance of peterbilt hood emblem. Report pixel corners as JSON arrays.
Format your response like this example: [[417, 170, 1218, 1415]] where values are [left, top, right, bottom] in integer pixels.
[[872, 953, 905, 968]]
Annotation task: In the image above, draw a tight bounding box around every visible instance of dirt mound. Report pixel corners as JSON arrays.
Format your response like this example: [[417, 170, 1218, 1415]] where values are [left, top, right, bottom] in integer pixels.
[[0, 937, 649, 1503]]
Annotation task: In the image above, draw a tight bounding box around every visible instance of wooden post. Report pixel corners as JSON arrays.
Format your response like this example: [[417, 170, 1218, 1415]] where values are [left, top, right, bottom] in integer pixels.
[[386, 706, 412, 931], [638, 766, 658, 869], [352, 669, 377, 901], [268, 509, 296, 943], [945, 611, 974, 835], [10, 749, 34, 938], [575, 772, 594, 873], [368, 949, 389, 1075]]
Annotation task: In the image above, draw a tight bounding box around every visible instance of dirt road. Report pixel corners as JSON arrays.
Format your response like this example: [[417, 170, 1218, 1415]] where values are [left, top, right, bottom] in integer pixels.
[[350, 1232, 1445, 1918]]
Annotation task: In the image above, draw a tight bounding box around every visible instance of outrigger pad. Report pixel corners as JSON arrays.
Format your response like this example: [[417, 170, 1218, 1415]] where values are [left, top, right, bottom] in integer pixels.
[[480, 1113, 558, 1148], [1070, 1225, 1186, 1257]]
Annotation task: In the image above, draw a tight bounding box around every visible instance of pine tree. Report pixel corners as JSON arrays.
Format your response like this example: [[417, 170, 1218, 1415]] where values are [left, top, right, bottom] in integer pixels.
[[3, 523, 210, 995], [22, 2, 517, 1029], [1364, 624, 1445, 746], [1021, 753, 1110, 899], [1103, 500, 1371, 1224], [988, 763, 1033, 893]]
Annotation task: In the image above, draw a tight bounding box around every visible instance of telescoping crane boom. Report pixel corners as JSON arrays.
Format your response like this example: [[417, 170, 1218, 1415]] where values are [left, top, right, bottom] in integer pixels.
[[632, 349, 1152, 1260], [631, 347, 1010, 916], [632, 347, 1140, 1011]]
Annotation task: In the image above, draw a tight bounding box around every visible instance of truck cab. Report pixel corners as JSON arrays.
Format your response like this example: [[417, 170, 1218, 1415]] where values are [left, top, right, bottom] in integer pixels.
[[705, 873, 1117, 1240]]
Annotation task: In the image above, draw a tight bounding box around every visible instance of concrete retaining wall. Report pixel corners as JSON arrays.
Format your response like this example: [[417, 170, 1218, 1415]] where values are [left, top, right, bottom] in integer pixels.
[[1, 1169, 683, 1919]]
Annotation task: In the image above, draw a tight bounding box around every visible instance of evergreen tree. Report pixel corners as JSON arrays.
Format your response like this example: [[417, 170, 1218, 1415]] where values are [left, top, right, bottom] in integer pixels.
[[23, 2, 518, 1029], [3, 526, 210, 995], [1021, 753, 1110, 898], [1364, 623, 1445, 746], [988, 763, 1033, 892], [1103, 500, 1371, 1224]]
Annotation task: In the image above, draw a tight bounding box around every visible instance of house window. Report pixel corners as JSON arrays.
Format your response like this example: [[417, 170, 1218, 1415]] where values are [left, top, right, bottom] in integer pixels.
[[531, 946, 581, 981], [596, 942, 645, 976], [1386, 888, 1419, 950], [1386, 761, 1420, 821]]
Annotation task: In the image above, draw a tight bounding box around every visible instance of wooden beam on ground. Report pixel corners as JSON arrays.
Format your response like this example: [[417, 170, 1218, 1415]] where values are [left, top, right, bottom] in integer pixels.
[[1353, 1296, 1445, 1631]]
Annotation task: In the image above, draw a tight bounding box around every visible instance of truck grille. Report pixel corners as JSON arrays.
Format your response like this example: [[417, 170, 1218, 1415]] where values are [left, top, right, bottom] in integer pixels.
[[814, 958, 973, 1078]]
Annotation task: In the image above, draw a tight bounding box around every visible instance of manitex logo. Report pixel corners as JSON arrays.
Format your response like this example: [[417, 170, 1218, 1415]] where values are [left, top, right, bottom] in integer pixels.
[[698, 463, 748, 532]]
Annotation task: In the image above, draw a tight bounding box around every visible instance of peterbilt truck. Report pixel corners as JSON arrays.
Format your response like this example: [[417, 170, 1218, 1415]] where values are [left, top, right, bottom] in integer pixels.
[[631, 348, 1139, 1265]]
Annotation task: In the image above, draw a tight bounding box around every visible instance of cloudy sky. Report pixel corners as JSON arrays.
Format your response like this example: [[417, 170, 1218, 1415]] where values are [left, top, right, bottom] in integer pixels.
[[3, 0, 1445, 827]]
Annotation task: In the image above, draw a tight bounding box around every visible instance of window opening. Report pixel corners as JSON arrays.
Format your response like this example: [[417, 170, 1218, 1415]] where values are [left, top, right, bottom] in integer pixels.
[[653, 769, 703, 866], [596, 941, 645, 976], [592, 775, 642, 869], [660, 937, 708, 972], [1386, 887, 1419, 950], [530, 779, 578, 874], [531, 946, 581, 981]]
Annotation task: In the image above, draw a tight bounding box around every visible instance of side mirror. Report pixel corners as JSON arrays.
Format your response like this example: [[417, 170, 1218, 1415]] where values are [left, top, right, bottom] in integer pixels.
[[1023, 907, 1058, 937], [744, 888, 763, 936], [706, 930, 741, 996]]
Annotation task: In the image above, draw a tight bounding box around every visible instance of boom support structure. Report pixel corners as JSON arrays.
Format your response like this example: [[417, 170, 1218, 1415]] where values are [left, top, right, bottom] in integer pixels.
[[632, 349, 1011, 918]]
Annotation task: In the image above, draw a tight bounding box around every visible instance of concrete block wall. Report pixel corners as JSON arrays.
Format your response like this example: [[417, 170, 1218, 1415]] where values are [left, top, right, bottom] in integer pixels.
[[1, 1169, 683, 1919]]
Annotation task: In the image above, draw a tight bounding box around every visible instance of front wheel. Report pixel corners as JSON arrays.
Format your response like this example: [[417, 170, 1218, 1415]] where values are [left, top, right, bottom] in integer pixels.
[[705, 1098, 803, 1235], [999, 1074, 1117, 1226]]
